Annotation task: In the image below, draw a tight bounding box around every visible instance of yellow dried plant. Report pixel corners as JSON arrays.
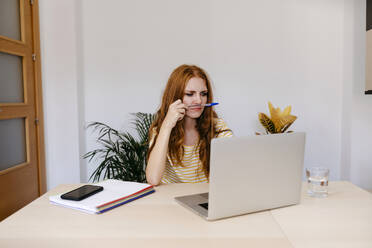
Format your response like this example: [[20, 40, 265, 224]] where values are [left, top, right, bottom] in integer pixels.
[[257, 102, 297, 134]]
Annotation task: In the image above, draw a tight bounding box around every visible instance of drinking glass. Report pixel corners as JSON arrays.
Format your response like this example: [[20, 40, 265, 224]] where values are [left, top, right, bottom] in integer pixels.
[[306, 167, 329, 198]]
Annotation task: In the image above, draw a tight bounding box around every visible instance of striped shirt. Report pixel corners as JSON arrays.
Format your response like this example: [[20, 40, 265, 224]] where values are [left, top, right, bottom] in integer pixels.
[[149, 118, 233, 184]]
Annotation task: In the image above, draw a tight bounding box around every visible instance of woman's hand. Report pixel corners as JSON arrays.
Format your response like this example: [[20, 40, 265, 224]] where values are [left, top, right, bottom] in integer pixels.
[[146, 99, 185, 185], [163, 99, 186, 129]]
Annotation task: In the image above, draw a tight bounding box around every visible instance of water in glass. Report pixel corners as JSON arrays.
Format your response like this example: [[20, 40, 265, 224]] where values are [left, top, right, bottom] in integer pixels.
[[306, 167, 329, 198]]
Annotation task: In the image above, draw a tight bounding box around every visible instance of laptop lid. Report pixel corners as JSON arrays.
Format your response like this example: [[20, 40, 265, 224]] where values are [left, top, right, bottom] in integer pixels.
[[207, 132, 305, 220]]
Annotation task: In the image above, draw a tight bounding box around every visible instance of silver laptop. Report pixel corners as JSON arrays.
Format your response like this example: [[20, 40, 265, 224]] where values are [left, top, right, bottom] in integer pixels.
[[175, 132, 306, 221]]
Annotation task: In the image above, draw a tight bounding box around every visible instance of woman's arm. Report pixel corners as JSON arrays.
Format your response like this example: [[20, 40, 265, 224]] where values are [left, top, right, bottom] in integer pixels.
[[146, 99, 186, 185], [145, 124, 172, 185]]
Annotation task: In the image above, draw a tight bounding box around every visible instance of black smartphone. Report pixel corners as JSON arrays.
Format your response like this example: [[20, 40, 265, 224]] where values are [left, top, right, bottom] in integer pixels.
[[61, 185, 104, 201]]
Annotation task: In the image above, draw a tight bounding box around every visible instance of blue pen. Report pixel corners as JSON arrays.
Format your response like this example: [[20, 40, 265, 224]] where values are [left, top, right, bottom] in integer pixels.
[[188, 102, 219, 108]]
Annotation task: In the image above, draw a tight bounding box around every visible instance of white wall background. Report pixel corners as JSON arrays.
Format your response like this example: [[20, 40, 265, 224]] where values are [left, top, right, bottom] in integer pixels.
[[39, 0, 372, 190], [39, 0, 81, 188]]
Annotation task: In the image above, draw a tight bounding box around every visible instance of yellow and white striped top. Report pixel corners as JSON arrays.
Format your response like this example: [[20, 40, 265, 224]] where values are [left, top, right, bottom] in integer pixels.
[[150, 118, 233, 184]]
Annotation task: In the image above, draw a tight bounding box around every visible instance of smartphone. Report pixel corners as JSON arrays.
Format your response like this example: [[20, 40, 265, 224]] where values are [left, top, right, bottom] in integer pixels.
[[61, 185, 104, 201]]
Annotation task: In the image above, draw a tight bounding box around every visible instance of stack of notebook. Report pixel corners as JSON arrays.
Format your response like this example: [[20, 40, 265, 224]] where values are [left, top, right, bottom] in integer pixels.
[[49, 179, 155, 214]]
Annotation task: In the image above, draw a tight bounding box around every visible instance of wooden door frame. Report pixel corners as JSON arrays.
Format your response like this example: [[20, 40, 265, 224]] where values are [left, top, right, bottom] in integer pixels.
[[31, 0, 46, 194]]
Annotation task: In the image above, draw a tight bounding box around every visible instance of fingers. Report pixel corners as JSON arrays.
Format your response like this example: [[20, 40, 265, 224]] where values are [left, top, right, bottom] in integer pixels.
[[177, 104, 186, 110], [178, 108, 185, 115], [171, 99, 182, 107], [177, 113, 185, 121], [165, 99, 187, 126], [171, 99, 186, 110], [176, 106, 185, 121]]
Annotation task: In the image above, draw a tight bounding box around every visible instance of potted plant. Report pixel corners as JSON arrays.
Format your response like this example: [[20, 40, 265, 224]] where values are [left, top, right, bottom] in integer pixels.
[[256, 102, 297, 134], [83, 112, 156, 183]]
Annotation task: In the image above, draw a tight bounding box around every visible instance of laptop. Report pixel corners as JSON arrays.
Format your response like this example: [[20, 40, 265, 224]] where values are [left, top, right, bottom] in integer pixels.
[[174, 132, 306, 221]]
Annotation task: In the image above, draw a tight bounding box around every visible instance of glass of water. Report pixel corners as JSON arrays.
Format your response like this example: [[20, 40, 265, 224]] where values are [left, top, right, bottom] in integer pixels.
[[306, 167, 329, 198]]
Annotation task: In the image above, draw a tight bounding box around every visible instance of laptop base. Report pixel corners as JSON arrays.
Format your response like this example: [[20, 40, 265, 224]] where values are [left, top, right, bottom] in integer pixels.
[[174, 192, 209, 219]]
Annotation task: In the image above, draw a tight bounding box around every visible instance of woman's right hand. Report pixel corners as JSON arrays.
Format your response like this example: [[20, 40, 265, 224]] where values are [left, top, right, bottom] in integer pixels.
[[163, 99, 186, 129]]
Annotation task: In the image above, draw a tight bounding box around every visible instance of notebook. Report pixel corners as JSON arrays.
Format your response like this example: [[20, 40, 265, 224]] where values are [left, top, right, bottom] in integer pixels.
[[49, 179, 155, 214]]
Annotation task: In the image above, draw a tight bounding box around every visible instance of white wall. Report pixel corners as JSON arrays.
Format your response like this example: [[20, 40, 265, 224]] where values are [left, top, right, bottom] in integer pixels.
[[39, 0, 372, 190], [39, 0, 81, 189], [348, 0, 372, 190]]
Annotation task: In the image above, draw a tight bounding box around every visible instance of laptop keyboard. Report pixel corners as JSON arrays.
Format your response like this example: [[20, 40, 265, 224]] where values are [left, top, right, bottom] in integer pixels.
[[199, 202, 209, 210]]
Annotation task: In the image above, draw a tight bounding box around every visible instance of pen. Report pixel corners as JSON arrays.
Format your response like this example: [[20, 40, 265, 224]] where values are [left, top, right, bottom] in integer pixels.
[[188, 102, 219, 108]]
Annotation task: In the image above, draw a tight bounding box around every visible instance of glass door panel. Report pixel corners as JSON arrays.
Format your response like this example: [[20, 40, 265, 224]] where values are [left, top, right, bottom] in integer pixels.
[[0, 52, 24, 103], [0, 118, 27, 171], [0, 0, 21, 40]]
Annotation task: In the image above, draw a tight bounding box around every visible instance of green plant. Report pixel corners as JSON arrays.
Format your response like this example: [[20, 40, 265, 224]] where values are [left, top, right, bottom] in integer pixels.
[[83, 112, 156, 183]]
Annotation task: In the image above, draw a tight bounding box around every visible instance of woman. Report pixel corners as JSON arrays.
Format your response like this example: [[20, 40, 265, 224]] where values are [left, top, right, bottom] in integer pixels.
[[146, 64, 233, 185]]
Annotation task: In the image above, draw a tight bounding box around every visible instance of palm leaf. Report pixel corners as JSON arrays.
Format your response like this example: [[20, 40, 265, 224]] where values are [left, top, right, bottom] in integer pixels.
[[84, 112, 155, 183], [131, 112, 156, 143]]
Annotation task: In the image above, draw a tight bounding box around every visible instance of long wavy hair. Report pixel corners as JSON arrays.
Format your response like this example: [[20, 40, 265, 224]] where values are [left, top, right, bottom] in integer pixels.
[[147, 64, 219, 178]]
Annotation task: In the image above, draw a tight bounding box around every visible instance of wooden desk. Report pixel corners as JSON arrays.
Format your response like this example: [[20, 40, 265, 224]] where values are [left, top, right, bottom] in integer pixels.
[[0, 182, 371, 248]]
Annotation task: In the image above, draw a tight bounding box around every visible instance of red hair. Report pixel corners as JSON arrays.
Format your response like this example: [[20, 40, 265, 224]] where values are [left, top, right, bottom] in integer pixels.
[[147, 64, 218, 178]]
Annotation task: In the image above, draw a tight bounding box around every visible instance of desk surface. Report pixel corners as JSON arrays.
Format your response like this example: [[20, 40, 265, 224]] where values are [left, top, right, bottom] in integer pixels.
[[0, 182, 371, 248]]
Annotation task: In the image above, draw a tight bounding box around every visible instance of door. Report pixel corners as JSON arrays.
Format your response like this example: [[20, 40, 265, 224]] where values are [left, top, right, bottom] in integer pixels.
[[0, 0, 45, 221]]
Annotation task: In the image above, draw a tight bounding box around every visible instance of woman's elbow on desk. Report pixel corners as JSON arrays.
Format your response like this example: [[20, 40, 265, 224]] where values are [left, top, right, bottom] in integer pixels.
[[146, 169, 162, 186], [146, 176, 161, 186]]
